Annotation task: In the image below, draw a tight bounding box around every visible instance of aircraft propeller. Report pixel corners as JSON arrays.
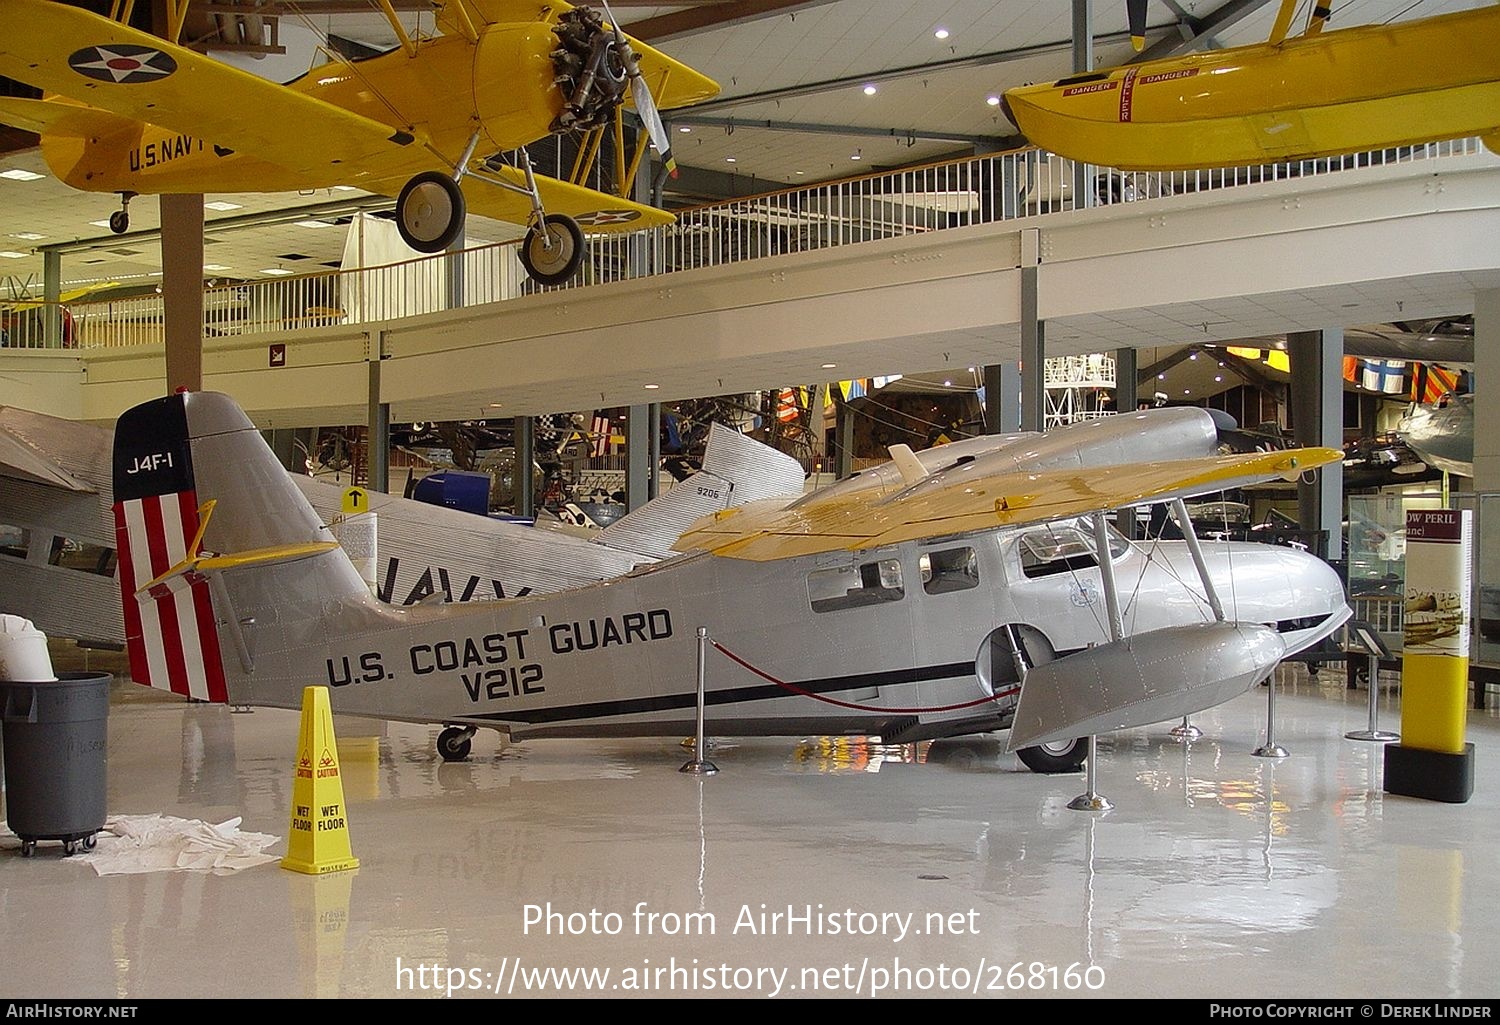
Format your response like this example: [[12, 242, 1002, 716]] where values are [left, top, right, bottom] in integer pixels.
[[1127, 0, 1148, 50], [597, 0, 678, 177]]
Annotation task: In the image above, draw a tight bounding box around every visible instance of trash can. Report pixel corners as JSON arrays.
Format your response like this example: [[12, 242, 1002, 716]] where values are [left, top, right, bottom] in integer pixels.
[[1, 673, 111, 857]]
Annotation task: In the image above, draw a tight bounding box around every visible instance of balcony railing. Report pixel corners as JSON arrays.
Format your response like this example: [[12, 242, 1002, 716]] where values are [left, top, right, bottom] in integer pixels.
[[2, 138, 1484, 352]]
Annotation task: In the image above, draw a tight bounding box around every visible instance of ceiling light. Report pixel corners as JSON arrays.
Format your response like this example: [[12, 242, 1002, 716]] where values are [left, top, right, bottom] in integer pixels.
[[678, 126, 692, 133], [262, 267, 293, 276], [488, 403, 503, 408], [644, 383, 660, 390], [1158, 373, 1166, 380], [862, 84, 877, 96], [943, 379, 952, 387], [1189, 352, 1198, 360], [295, 219, 334, 229], [205, 201, 243, 212], [795, 170, 805, 175], [0, 168, 44, 181], [850, 150, 862, 160], [725, 156, 736, 163], [0, 251, 27, 259], [203, 264, 230, 272], [934, 28, 950, 40], [822, 363, 837, 369], [1215, 376, 1223, 382], [986, 96, 1001, 106], [9, 232, 45, 241], [1183, 389, 1191, 395]]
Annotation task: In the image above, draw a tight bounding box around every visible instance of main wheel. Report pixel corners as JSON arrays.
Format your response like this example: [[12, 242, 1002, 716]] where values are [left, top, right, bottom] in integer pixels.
[[108, 210, 129, 234], [1016, 737, 1087, 774], [396, 171, 465, 254], [437, 726, 473, 762], [519, 214, 584, 286]]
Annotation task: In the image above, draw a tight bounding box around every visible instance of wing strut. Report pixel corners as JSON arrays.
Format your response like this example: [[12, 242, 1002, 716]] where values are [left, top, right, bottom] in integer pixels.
[[1170, 497, 1226, 622]]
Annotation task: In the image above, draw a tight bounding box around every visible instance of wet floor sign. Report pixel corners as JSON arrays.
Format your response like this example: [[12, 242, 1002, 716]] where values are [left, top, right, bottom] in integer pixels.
[[281, 686, 361, 874]]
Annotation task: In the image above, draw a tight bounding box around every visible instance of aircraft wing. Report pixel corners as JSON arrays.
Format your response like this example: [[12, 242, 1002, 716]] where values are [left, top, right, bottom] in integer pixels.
[[460, 165, 674, 232], [0, 415, 95, 493], [0, 0, 419, 178], [435, 1, 719, 111], [674, 448, 1342, 561], [0, 95, 137, 139]]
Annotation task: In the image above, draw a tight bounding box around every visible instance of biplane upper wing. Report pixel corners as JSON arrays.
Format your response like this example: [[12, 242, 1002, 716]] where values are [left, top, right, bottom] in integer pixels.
[[0, 0, 420, 178], [435, 0, 719, 111], [674, 448, 1343, 561]]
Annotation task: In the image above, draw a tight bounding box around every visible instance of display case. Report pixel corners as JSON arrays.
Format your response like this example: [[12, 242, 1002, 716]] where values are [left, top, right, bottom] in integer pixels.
[[1346, 493, 1409, 651]]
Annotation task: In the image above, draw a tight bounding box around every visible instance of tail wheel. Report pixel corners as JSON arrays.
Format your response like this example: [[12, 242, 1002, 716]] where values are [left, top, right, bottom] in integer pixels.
[[108, 210, 129, 234], [1016, 737, 1087, 774], [397, 171, 465, 254], [520, 214, 584, 286], [437, 726, 473, 762]]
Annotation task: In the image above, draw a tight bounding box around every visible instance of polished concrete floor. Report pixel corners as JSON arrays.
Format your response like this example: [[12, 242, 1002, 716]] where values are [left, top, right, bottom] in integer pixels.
[[1, 650, 1497, 1000]]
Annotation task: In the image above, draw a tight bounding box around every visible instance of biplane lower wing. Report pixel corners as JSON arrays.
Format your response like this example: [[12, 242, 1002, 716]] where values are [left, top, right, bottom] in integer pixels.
[[457, 165, 675, 233], [0, 95, 136, 140], [675, 448, 1343, 561]]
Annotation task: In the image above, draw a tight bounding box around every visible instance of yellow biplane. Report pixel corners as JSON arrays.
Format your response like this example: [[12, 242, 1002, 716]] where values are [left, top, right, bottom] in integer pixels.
[[0, 0, 718, 284], [1003, 0, 1500, 171]]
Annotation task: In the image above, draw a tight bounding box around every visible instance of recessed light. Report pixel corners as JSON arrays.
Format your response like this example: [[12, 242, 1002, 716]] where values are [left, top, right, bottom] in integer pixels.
[[726, 156, 736, 163], [934, 28, 949, 40], [1158, 373, 1166, 380], [295, 219, 334, 229], [203, 264, 230, 271], [205, 201, 243, 211], [822, 363, 837, 369], [943, 380, 952, 387], [678, 126, 692, 133], [488, 403, 503, 408], [261, 267, 293, 276], [1183, 389, 1191, 395], [0, 168, 44, 181], [9, 232, 45, 241], [850, 152, 862, 161], [0, 251, 27, 259], [862, 84, 877, 96], [1189, 353, 1198, 360], [986, 96, 1001, 106], [795, 170, 805, 175], [644, 383, 660, 390], [1215, 376, 1223, 382]]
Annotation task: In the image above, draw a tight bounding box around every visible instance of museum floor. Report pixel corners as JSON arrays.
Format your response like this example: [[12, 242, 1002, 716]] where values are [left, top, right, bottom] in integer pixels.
[[2, 649, 1497, 1000]]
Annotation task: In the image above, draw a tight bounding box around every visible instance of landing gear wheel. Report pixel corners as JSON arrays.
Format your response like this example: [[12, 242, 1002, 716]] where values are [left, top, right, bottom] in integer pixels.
[[438, 726, 473, 762], [1017, 737, 1088, 774], [108, 210, 129, 234], [396, 171, 465, 254], [82, 834, 97, 851], [519, 214, 584, 286], [20, 840, 35, 858]]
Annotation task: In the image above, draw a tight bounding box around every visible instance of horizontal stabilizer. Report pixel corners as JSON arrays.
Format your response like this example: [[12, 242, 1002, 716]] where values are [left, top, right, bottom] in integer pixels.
[[138, 541, 339, 599], [1007, 623, 1285, 751]]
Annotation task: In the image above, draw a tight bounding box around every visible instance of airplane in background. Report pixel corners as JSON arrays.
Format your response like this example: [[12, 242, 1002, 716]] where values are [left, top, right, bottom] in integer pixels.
[[1397, 391, 1474, 479], [1003, 0, 1500, 171], [0, 0, 718, 285], [0, 403, 803, 648], [107, 391, 1350, 771]]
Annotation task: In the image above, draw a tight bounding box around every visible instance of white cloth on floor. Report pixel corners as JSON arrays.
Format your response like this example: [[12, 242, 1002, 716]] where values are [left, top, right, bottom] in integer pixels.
[[79, 814, 281, 876]]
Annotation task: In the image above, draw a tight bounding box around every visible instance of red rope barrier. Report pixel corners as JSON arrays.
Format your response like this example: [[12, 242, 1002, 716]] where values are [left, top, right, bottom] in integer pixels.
[[710, 640, 1019, 715]]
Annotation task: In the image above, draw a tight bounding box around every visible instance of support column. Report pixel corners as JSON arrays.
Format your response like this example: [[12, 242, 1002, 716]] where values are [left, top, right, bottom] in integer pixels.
[[647, 401, 661, 500], [983, 364, 1022, 433], [1070, 0, 1094, 211], [1114, 348, 1139, 537], [160, 194, 205, 392], [515, 416, 535, 518], [836, 399, 855, 479], [627, 404, 651, 511], [1475, 289, 1500, 494], [42, 251, 61, 347], [366, 356, 389, 494], [445, 232, 466, 312], [1287, 330, 1344, 560], [1020, 228, 1045, 433]]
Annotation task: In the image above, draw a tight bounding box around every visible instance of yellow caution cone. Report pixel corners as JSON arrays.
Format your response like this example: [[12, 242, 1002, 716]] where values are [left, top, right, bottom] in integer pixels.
[[281, 686, 360, 874]]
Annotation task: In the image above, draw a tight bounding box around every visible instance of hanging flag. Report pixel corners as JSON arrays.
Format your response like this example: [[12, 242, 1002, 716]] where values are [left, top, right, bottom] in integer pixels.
[[1342, 356, 1360, 384], [776, 388, 800, 423], [1414, 364, 1460, 404], [1361, 359, 1406, 394], [590, 414, 611, 457]]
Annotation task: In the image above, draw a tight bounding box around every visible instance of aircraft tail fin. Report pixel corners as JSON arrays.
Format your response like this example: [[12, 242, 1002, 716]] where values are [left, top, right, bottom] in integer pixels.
[[888, 444, 927, 485], [595, 422, 805, 560], [112, 392, 366, 701]]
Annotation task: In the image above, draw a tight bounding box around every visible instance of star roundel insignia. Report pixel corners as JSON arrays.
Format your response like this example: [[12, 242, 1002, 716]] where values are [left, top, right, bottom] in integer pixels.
[[575, 209, 642, 226], [68, 44, 178, 85]]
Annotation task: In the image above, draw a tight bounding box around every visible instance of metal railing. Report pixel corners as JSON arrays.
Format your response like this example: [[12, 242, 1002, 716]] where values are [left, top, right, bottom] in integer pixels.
[[5, 138, 1485, 351]]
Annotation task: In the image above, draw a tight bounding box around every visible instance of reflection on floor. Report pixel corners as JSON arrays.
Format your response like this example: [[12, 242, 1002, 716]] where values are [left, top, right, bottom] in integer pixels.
[[1, 653, 1497, 999]]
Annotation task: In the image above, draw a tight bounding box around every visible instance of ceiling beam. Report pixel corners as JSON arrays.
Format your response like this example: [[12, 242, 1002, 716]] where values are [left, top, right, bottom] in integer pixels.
[[1132, 0, 1276, 62], [682, 28, 1142, 117], [626, 0, 839, 42], [671, 114, 1019, 149]]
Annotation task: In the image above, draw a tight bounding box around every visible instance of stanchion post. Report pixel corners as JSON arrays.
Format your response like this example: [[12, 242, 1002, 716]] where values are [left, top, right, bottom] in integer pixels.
[[680, 627, 719, 776], [1170, 715, 1202, 742], [1346, 652, 1400, 743], [1252, 671, 1288, 758], [1066, 735, 1112, 812]]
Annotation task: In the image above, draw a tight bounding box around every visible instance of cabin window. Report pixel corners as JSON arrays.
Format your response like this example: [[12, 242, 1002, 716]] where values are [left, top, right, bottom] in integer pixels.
[[920, 546, 979, 595], [1018, 522, 1127, 579], [808, 558, 905, 613], [0, 524, 28, 561]]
